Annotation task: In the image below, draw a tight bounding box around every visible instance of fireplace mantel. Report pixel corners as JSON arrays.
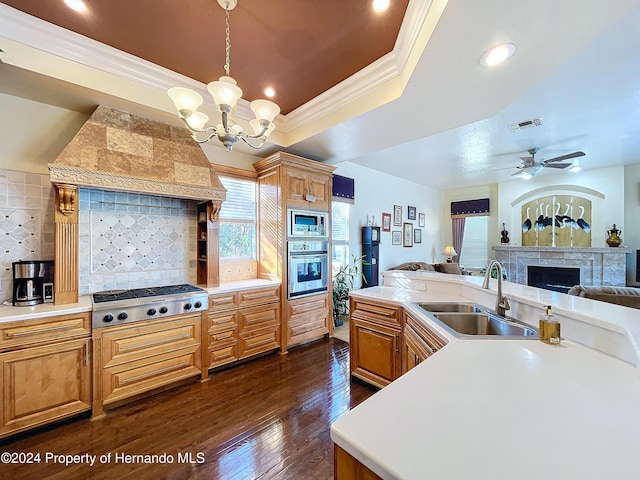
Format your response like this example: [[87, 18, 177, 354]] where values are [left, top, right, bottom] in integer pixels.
[[492, 245, 631, 287]]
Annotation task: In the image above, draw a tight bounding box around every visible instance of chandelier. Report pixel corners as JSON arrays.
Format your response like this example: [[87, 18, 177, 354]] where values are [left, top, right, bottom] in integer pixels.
[[167, 0, 280, 152]]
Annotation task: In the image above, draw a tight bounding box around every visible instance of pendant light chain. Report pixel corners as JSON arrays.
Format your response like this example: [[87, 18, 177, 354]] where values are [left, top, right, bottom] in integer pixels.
[[224, 3, 231, 76]]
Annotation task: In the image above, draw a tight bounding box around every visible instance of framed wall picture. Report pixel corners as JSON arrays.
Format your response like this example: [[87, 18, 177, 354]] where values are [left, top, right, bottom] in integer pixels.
[[403, 222, 413, 247], [414, 228, 422, 244], [392, 231, 402, 245], [393, 205, 402, 226], [419, 213, 425, 227], [382, 212, 391, 232], [408, 206, 416, 220]]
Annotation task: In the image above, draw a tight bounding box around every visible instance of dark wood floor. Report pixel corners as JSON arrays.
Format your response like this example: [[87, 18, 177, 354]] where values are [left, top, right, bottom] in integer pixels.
[[1, 338, 376, 480]]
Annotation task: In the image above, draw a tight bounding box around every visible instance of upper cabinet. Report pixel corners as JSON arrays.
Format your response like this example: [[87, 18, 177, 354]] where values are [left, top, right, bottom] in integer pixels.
[[284, 167, 331, 209]]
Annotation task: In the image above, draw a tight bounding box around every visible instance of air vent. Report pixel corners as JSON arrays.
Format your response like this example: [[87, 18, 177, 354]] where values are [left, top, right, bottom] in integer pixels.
[[509, 117, 544, 132]]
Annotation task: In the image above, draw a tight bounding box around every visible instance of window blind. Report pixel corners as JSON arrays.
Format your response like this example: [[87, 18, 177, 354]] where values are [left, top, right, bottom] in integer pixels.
[[218, 176, 256, 221]]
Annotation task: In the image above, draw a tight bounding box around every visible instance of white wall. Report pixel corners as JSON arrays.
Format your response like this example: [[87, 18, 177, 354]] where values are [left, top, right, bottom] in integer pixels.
[[333, 162, 442, 287], [0, 93, 89, 174], [624, 163, 640, 286], [498, 166, 625, 247]]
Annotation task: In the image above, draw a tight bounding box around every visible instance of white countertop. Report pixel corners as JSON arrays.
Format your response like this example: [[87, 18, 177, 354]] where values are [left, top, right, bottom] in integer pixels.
[[0, 296, 92, 324], [331, 279, 640, 479], [0, 279, 281, 324]]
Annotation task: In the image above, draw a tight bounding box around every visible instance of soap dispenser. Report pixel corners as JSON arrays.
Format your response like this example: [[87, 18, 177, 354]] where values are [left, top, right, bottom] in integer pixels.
[[539, 305, 561, 345]]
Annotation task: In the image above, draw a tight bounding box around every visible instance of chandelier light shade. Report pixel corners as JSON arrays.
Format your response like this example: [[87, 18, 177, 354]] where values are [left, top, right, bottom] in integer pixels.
[[167, 0, 279, 151]]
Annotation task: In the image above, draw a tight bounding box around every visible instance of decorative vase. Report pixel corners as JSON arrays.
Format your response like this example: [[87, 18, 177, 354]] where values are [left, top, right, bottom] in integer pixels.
[[606, 224, 622, 247]]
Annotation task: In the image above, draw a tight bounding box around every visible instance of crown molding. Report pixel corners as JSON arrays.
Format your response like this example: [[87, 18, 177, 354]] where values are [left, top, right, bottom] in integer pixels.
[[0, 0, 443, 146]]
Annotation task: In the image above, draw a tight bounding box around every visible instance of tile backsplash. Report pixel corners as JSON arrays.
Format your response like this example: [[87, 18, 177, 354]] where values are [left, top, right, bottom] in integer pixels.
[[0, 170, 54, 303], [79, 188, 197, 294]]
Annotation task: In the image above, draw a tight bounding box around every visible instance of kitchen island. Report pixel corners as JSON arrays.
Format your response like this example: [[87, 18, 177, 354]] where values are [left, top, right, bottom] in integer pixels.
[[331, 272, 640, 479]]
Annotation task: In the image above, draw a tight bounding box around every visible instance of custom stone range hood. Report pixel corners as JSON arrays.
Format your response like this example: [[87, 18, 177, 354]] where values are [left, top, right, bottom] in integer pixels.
[[49, 105, 226, 205], [48, 105, 226, 304]]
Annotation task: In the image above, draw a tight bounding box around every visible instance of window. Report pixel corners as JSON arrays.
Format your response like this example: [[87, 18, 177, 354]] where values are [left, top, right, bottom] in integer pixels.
[[331, 201, 350, 273], [459, 216, 488, 269], [218, 176, 256, 259]]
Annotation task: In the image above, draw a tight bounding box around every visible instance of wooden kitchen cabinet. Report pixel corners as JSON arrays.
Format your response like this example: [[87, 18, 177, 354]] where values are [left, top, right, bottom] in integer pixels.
[[349, 298, 402, 388], [92, 313, 202, 418], [286, 293, 330, 348], [0, 312, 92, 438], [253, 152, 336, 353], [196, 200, 220, 287], [284, 166, 331, 209], [205, 286, 281, 371], [402, 312, 447, 373]]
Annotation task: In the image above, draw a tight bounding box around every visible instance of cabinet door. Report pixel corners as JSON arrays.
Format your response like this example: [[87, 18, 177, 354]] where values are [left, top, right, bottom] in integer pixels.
[[350, 316, 401, 388], [284, 168, 310, 207], [287, 293, 329, 347], [0, 338, 91, 438], [307, 173, 330, 209], [403, 325, 430, 373]]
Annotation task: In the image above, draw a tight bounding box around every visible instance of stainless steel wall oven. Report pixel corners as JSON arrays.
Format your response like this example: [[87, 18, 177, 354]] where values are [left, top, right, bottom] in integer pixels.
[[288, 240, 329, 298]]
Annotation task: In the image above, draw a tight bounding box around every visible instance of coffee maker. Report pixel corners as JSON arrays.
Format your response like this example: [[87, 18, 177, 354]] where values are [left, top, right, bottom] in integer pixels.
[[12, 260, 54, 306]]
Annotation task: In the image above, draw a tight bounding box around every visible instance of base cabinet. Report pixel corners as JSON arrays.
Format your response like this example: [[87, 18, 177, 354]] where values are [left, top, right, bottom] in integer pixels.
[[92, 313, 202, 418], [334, 445, 382, 480], [205, 286, 281, 372], [0, 313, 91, 438], [287, 293, 330, 348], [349, 298, 402, 388], [349, 299, 449, 388]]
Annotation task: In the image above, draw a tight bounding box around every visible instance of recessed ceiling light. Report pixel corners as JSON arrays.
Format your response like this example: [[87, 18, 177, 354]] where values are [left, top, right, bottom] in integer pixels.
[[64, 0, 88, 12], [479, 43, 516, 67], [264, 86, 275, 98], [372, 0, 390, 13]]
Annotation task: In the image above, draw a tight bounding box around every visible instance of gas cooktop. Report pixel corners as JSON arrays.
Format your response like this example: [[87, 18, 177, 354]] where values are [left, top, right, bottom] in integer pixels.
[[91, 284, 208, 328], [92, 284, 204, 303]]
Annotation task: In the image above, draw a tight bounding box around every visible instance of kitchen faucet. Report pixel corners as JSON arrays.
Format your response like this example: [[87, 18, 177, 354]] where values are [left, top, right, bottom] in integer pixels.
[[482, 260, 510, 317]]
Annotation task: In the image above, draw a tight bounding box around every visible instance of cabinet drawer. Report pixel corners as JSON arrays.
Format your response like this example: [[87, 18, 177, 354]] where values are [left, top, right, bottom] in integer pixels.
[[239, 325, 280, 359], [209, 292, 238, 311], [0, 312, 91, 351], [237, 286, 280, 308], [207, 311, 238, 335], [100, 314, 201, 368], [351, 299, 401, 326], [102, 350, 201, 406], [207, 343, 238, 369], [287, 294, 329, 346], [238, 305, 280, 333]]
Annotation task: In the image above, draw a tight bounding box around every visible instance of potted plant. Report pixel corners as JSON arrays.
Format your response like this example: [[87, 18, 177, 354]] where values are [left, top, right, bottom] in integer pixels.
[[332, 254, 367, 326]]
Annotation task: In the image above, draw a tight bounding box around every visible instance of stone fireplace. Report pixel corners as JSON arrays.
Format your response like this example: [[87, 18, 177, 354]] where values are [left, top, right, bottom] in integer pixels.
[[492, 246, 631, 287]]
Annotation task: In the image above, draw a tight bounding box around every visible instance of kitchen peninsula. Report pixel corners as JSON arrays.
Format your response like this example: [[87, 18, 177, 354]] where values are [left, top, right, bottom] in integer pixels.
[[332, 271, 640, 479]]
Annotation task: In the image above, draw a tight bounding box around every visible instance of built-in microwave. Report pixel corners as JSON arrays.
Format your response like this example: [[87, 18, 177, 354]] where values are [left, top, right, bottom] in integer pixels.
[[288, 209, 328, 237]]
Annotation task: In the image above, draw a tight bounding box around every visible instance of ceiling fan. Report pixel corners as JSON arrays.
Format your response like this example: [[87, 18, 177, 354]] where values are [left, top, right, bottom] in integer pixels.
[[512, 148, 585, 178]]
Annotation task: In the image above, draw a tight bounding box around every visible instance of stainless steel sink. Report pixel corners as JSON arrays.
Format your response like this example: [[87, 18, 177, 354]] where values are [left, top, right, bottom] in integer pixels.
[[415, 302, 483, 313], [413, 302, 538, 339], [432, 312, 538, 338]]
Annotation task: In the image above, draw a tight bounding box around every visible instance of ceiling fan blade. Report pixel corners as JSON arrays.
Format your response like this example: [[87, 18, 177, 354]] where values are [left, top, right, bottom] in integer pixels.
[[519, 156, 534, 162], [544, 162, 572, 169], [511, 169, 526, 176], [542, 151, 585, 164]]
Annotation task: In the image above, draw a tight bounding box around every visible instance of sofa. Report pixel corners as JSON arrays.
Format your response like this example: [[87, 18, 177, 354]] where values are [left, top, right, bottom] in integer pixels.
[[388, 262, 470, 275], [567, 285, 640, 309]]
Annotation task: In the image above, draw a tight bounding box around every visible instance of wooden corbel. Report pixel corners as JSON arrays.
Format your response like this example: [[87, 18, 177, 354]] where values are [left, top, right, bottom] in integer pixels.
[[210, 201, 222, 221], [56, 184, 78, 216]]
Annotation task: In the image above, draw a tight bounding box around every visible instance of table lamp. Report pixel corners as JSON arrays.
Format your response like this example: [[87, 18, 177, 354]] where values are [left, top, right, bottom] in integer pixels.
[[443, 245, 457, 263]]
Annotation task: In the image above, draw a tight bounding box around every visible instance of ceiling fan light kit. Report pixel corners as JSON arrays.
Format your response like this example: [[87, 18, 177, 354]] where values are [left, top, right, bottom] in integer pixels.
[[167, 0, 279, 151], [511, 148, 585, 179]]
